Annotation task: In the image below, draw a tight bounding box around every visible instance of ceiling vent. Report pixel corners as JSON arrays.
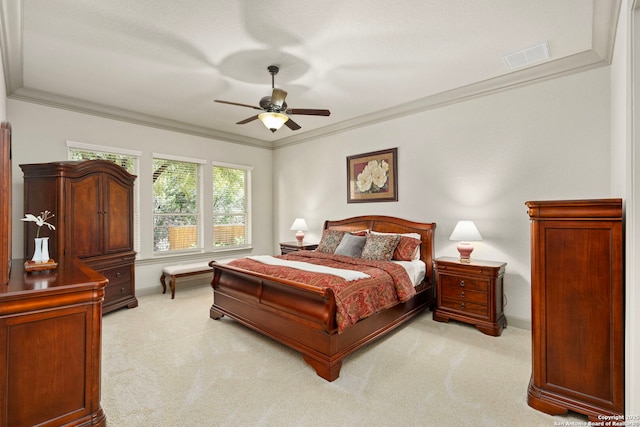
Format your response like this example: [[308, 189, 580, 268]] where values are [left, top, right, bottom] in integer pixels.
[[503, 41, 551, 70]]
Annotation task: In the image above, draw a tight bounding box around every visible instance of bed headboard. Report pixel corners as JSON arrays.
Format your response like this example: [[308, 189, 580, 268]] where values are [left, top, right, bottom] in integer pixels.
[[323, 215, 436, 284]]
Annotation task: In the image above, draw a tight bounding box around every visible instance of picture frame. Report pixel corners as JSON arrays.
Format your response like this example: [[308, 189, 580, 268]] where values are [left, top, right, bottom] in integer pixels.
[[347, 147, 398, 203]]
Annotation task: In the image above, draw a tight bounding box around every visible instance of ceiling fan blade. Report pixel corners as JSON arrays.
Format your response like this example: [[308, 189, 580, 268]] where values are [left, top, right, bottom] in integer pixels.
[[284, 118, 301, 131], [215, 100, 262, 111], [271, 89, 288, 108], [236, 115, 259, 125], [287, 108, 331, 116]]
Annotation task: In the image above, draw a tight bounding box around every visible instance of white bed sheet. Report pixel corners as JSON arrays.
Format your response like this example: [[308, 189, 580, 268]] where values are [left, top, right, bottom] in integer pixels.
[[393, 259, 426, 286]]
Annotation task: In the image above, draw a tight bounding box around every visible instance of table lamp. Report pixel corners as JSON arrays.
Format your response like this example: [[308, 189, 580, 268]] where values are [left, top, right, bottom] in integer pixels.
[[290, 218, 308, 243], [449, 220, 483, 262]]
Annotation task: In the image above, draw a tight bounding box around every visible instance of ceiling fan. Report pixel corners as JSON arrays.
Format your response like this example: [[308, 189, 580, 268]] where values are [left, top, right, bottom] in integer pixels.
[[215, 65, 331, 133]]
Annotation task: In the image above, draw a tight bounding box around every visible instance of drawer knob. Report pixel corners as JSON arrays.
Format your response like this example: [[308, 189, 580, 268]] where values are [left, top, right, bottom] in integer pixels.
[[460, 291, 465, 298], [121, 287, 126, 294], [116, 272, 121, 277], [460, 302, 465, 309], [459, 280, 465, 287]]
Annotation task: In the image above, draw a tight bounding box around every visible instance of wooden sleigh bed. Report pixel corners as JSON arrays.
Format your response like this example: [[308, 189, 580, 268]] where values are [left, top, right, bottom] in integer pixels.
[[209, 215, 436, 381]]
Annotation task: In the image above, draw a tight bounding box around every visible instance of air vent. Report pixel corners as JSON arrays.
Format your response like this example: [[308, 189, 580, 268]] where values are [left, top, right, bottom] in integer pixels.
[[503, 42, 551, 70]]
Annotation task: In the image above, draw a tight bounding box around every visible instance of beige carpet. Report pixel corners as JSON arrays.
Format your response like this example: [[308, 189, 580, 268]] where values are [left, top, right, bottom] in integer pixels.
[[101, 285, 585, 426]]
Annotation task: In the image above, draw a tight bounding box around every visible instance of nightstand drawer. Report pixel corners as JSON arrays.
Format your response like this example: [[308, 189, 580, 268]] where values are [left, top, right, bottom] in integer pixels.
[[441, 298, 488, 317], [439, 274, 488, 292], [440, 286, 488, 304]]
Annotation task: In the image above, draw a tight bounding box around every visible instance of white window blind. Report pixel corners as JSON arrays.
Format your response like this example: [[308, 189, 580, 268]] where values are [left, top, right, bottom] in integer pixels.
[[153, 157, 201, 253], [213, 165, 250, 248]]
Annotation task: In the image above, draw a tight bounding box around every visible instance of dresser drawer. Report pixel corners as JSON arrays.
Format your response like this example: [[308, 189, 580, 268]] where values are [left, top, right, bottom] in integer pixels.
[[439, 274, 488, 292], [441, 298, 488, 317], [440, 286, 488, 305], [102, 265, 133, 300]]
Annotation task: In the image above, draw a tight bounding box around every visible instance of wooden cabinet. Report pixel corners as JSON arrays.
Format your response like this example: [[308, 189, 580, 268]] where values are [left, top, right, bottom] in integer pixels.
[[525, 199, 624, 421], [21, 160, 137, 313], [280, 241, 318, 255], [433, 256, 507, 336], [0, 123, 11, 285], [0, 258, 107, 427]]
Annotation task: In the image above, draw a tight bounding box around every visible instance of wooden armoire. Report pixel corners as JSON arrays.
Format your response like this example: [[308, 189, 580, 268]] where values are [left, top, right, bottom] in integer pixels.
[[525, 199, 624, 421], [21, 160, 138, 313]]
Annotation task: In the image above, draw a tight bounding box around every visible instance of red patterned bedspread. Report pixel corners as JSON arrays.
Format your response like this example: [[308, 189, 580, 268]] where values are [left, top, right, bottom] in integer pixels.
[[228, 251, 416, 332]]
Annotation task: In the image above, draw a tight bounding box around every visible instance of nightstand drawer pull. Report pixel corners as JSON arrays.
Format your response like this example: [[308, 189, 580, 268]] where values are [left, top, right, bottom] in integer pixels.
[[460, 302, 465, 309], [459, 280, 465, 287], [460, 291, 465, 297]]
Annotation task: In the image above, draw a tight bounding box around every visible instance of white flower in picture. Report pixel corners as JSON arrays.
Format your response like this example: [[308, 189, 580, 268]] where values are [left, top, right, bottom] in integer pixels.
[[356, 167, 373, 192], [355, 160, 389, 194], [21, 210, 56, 238]]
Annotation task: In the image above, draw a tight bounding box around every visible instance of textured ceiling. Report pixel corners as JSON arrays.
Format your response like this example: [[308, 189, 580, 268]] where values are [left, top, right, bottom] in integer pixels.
[[0, 0, 620, 148]]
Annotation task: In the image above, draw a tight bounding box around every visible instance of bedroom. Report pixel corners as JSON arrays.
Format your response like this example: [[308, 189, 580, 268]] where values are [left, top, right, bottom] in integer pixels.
[[0, 0, 638, 424]]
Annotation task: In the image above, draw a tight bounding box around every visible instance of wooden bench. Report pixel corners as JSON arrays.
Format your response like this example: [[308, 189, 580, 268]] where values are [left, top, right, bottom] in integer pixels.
[[160, 262, 213, 299]]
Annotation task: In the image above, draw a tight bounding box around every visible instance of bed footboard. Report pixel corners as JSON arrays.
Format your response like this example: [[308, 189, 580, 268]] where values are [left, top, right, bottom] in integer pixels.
[[209, 261, 338, 333]]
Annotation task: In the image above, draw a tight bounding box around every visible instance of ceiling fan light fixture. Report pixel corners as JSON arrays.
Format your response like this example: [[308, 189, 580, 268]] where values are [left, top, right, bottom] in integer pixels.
[[258, 112, 289, 132]]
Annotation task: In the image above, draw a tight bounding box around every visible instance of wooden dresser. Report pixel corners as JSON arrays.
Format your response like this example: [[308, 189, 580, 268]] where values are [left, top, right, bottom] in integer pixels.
[[21, 160, 137, 313], [0, 258, 107, 426], [526, 199, 624, 421]]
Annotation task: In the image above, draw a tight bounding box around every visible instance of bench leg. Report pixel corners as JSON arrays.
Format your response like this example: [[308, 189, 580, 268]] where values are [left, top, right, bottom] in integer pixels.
[[170, 276, 176, 299], [160, 273, 167, 294]]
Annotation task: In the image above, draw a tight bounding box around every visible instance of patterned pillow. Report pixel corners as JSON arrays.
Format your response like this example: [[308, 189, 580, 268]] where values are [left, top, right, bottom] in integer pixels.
[[316, 229, 346, 253], [361, 233, 401, 261], [393, 236, 421, 261], [334, 233, 367, 257]]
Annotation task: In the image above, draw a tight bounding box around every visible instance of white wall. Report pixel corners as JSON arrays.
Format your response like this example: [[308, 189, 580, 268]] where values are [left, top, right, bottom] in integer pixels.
[[611, 0, 640, 416], [274, 67, 612, 330], [7, 100, 273, 295]]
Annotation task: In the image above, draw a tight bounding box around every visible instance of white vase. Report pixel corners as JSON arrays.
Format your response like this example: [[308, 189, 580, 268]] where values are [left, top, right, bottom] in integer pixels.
[[40, 237, 50, 262], [32, 237, 43, 263]]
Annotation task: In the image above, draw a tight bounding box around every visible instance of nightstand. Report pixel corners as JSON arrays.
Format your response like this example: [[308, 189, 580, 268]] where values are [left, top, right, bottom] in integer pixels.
[[280, 241, 318, 255], [433, 256, 507, 336]]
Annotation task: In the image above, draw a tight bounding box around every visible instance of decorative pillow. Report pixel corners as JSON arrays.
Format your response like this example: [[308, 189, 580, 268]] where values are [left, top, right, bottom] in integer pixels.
[[360, 233, 401, 261], [316, 229, 346, 253], [393, 236, 421, 261], [349, 229, 369, 237], [334, 233, 367, 257]]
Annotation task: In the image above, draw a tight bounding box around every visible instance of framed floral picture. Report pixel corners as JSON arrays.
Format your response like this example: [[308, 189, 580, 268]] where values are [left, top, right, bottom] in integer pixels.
[[347, 147, 398, 203]]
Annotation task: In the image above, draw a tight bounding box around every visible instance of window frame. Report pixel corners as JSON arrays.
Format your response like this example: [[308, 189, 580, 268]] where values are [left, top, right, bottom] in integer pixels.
[[212, 161, 253, 252], [152, 153, 206, 255]]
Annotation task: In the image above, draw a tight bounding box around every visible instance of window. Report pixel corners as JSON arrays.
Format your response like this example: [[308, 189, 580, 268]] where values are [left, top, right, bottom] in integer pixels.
[[69, 146, 137, 174], [213, 163, 251, 249], [153, 155, 203, 253]]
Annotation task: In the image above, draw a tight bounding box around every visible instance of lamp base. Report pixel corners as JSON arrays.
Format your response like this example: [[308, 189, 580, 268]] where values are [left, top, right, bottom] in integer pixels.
[[295, 231, 305, 243], [457, 242, 474, 263]]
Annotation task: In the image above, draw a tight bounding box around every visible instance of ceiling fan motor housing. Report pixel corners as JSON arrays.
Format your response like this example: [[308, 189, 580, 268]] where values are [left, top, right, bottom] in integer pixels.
[[260, 96, 287, 112]]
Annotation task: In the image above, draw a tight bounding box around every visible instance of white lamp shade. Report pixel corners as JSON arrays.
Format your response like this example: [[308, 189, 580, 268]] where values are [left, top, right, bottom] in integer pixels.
[[258, 112, 289, 132], [290, 218, 308, 231], [449, 220, 483, 241]]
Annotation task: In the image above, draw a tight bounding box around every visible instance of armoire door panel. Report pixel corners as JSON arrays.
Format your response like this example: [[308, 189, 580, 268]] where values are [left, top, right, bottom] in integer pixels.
[[543, 226, 615, 402], [104, 174, 133, 253], [67, 173, 103, 257]]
